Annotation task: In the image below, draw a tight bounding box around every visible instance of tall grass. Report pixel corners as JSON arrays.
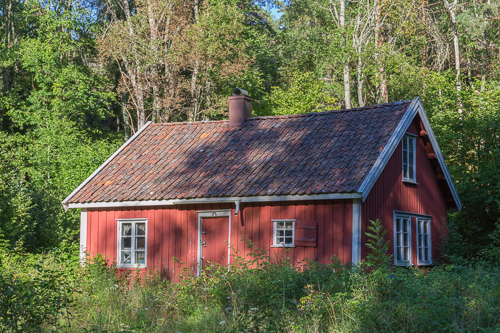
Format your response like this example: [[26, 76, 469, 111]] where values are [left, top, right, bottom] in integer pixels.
[[1, 242, 500, 332]]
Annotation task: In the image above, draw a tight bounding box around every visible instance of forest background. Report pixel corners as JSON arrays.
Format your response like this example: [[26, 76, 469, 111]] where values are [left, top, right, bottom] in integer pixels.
[[0, 0, 499, 261]]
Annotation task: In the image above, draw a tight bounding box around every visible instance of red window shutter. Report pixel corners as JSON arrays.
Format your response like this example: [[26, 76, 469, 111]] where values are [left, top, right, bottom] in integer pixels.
[[295, 220, 317, 247]]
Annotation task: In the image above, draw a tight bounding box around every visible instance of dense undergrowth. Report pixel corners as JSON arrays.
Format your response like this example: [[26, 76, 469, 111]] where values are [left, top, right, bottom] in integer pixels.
[[1, 235, 500, 333]]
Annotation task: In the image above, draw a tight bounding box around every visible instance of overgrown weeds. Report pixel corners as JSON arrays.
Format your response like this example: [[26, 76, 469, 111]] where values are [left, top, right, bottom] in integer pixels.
[[0, 228, 499, 332]]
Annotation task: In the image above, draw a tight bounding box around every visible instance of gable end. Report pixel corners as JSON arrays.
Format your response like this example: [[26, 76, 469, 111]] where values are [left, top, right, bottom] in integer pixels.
[[358, 97, 462, 211]]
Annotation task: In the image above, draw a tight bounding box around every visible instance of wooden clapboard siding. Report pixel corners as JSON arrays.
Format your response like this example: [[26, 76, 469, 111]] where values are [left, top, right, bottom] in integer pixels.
[[362, 117, 448, 265], [85, 200, 353, 281]]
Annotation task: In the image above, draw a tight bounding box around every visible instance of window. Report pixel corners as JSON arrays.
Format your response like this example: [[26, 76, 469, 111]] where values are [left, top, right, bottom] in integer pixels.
[[417, 218, 432, 265], [272, 220, 295, 247], [117, 219, 147, 268], [394, 215, 412, 265], [402, 134, 416, 182]]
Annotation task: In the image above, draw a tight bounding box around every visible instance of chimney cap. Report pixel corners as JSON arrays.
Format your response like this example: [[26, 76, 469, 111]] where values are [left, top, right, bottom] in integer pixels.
[[232, 88, 249, 96]]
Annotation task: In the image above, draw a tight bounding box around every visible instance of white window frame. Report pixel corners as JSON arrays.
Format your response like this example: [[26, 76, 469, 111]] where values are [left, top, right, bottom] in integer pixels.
[[416, 218, 432, 266], [116, 218, 148, 268], [393, 214, 412, 266], [272, 219, 295, 247], [402, 133, 417, 183]]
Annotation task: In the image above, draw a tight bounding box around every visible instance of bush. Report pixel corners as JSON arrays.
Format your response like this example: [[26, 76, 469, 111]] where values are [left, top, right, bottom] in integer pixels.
[[0, 238, 499, 332]]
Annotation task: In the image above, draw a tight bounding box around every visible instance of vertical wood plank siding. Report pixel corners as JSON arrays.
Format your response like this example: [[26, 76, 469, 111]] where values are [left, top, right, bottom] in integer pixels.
[[86, 199, 353, 280], [362, 117, 448, 265]]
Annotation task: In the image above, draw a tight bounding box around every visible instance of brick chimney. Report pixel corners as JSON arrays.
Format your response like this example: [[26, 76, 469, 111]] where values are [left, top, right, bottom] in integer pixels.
[[229, 88, 252, 126]]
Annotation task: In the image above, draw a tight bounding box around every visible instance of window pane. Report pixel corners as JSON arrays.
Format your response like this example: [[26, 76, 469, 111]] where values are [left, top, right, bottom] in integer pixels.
[[121, 250, 131, 264], [418, 221, 423, 234], [419, 248, 423, 261], [424, 235, 429, 247], [418, 234, 422, 247], [136, 251, 145, 264], [409, 165, 414, 179], [136, 237, 145, 250], [425, 248, 429, 260], [285, 237, 293, 245], [136, 223, 146, 236], [285, 230, 292, 237], [409, 138, 414, 152], [277, 237, 284, 244], [122, 237, 131, 249], [424, 221, 428, 234], [404, 247, 410, 261], [403, 219, 408, 232], [285, 221, 293, 228], [403, 137, 407, 150], [122, 223, 132, 236], [277, 222, 284, 228], [404, 233, 409, 247], [396, 219, 401, 232], [397, 233, 401, 247], [277, 230, 284, 237], [397, 247, 402, 261]]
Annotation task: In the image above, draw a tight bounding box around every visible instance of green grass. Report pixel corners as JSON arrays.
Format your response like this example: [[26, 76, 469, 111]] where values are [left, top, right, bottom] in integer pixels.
[[1, 244, 500, 333]]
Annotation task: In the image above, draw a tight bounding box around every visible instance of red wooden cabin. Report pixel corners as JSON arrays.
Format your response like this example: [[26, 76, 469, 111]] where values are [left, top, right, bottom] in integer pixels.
[[63, 93, 461, 279]]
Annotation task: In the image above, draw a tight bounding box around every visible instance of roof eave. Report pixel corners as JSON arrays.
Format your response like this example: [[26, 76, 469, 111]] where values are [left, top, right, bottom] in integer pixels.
[[65, 192, 363, 209]]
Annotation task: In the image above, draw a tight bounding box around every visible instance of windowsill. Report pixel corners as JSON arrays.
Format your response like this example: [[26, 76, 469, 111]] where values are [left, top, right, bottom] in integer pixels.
[[417, 262, 433, 266], [402, 179, 418, 185], [271, 245, 295, 248], [117, 265, 148, 269]]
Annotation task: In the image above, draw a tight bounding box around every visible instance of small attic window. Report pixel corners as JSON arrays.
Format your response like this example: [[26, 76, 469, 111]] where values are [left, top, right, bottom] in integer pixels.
[[402, 134, 416, 183]]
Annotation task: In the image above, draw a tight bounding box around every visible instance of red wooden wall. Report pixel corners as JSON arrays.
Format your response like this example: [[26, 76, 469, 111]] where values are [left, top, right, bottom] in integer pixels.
[[86, 200, 353, 279], [361, 117, 448, 265]]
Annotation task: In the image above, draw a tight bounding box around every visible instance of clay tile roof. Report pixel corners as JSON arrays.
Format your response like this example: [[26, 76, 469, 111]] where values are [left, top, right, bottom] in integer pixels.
[[67, 100, 413, 203]]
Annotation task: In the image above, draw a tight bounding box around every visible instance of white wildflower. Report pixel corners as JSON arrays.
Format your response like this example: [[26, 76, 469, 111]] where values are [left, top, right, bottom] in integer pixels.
[[219, 321, 226, 325]]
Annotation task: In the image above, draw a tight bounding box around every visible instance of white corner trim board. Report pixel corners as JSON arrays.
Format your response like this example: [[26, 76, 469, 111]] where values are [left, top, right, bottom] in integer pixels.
[[61, 121, 153, 211], [65, 192, 363, 209], [80, 208, 87, 266], [357, 97, 462, 211], [351, 198, 361, 265]]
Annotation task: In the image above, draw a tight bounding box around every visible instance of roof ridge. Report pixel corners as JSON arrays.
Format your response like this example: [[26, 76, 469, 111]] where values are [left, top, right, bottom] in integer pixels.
[[149, 100, 412, 126]]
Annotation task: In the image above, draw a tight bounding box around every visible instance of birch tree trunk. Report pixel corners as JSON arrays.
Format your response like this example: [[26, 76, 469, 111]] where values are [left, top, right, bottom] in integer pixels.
[[190, 0, 200, 120], [340, 0, 352, 109], [444, 0, 462, 112], [121, 0, 146, 128], [1, 0, 15, 130], [376, 2, 388, 103], [444, 0, 460, 91], [147, 0, 161, 123]]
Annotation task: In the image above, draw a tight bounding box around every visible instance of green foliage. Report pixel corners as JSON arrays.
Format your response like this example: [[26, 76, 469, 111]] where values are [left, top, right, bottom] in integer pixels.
[[1, 246, 499, 332], [365, 219, 393, 269], [263, 71, 338, 115]]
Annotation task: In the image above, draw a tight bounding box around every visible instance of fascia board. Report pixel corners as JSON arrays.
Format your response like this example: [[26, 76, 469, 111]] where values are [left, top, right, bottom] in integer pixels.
[[61, 121, 153, 211], [65, 192, 363, 209], [358, 98, 419, 201], [415, 99, 462, 211]]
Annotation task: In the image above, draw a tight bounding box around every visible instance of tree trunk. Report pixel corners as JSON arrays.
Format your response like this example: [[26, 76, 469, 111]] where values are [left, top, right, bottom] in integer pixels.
[[147, 0, 161, 123], [445, 0, 460, 92], [190, 0, 200, 120], [444, 0, 462, 111], [422, 0, 427, 96], [122, 93, 131, 141], [376, 2, 388, 103], [357, 54, 364, 107], [340, 0, 351, 109]]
